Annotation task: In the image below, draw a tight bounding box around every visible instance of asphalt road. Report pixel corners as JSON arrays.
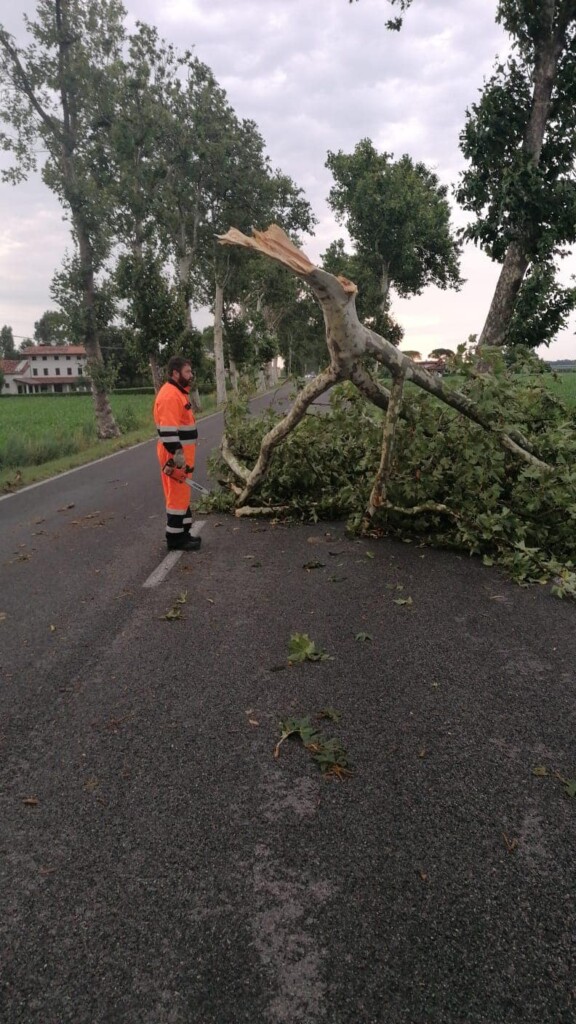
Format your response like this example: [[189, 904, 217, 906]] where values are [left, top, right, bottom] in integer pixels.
[[1, 385, 576, 1024]]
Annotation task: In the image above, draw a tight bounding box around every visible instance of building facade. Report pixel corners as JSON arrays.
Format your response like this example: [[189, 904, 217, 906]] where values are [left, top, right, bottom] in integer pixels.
[[1, 346, 89, 395]]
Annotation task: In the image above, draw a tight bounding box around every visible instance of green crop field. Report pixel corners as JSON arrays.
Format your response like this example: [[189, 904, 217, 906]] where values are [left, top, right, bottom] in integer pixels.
[[0, 393, 156, 470], [546, 370, 576, 407], [0, 390, 218, 491]]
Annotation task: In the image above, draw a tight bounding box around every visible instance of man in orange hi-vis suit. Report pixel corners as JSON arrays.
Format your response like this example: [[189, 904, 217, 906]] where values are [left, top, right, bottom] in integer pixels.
[[153, 356, 201, 552]]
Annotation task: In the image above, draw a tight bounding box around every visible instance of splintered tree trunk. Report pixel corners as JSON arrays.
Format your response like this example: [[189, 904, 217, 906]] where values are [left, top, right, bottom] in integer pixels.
[[216, 225, 551, 509], [213, 279, 227, 406]]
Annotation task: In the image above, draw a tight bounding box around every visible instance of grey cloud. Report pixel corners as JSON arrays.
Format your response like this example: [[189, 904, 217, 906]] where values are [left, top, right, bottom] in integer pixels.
[[0, 0, 573, 357]]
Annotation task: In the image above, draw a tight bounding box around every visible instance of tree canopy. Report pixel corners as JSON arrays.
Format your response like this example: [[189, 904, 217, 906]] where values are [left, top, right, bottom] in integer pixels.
[[325, 141, 462, 329]]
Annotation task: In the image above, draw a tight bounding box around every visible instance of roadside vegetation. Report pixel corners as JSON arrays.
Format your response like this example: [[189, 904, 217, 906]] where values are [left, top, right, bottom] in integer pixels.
[[0, 391, 219, 493]]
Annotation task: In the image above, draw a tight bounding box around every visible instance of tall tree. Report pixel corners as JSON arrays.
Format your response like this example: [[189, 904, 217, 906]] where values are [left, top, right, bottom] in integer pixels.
[[326, 141, 462, 335], [0, 0, 124, 436], [115, 249, 184, 391], [33, 310, 68, 345], [0, 325, 17, 358], [457, 0, 576, 348]]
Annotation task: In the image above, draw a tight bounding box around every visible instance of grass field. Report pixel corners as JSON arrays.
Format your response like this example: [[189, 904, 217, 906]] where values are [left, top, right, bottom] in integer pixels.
[[0, 391, 218, 493], [545, 370, 576, 406]]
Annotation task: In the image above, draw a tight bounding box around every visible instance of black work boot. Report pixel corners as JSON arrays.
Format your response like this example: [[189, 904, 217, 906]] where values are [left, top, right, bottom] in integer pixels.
[[181, 535, 201, 551], [167, 534, 201, 552]]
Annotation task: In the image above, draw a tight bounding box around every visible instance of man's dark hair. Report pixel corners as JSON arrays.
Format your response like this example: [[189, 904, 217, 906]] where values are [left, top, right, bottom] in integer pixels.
[[166, 355, 192, 378]]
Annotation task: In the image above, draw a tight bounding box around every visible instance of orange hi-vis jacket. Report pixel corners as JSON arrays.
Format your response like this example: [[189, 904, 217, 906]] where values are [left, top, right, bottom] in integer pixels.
[[153, 380, 198, 510]]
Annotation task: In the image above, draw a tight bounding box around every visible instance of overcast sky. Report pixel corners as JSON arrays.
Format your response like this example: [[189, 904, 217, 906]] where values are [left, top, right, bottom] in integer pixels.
[[1, 0, 574, 360]]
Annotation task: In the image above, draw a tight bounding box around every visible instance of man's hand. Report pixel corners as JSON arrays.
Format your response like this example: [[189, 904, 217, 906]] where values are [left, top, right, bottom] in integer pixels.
[[173, 450, 186, 469], [162, 457, 187, 483]]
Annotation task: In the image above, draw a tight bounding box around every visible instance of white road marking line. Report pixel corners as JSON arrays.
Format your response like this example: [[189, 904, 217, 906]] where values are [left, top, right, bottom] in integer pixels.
[[142, 550, 183, 588], [142, 521, 205, 588]]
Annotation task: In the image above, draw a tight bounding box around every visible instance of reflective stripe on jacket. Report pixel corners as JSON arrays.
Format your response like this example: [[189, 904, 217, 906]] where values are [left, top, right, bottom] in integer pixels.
[[153, 380, 198, 466]]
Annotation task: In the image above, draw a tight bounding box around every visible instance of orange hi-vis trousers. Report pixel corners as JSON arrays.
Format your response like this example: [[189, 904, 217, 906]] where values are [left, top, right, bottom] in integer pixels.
[[153, 380, 198, 547]]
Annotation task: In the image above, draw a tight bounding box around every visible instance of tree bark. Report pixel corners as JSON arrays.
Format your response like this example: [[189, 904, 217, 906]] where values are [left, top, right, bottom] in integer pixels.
[[366, 373, 404, 516], [149, 353, 162, 393], [74, 219, 120, 439], [229, 357, 239, 392], [213, 278, 227, 406], [477, 242, 530, 349], [217, 225, 551, 507], [380, 260, 390, 316]]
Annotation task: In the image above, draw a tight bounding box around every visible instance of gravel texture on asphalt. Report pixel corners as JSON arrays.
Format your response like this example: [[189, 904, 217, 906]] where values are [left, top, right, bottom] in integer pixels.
[[1, 516, 575, 1024]]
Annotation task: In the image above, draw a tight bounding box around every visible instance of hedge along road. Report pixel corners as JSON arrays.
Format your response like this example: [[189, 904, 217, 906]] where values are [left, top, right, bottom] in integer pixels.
[[1, 381, 576, 1024]]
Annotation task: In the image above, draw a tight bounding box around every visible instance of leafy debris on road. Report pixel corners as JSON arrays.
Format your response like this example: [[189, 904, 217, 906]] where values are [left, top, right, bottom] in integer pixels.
[[319, 707, 342, 723], [503, 832, 518, 854], [274, 716, 353, 779], [303, 560, 325, 570], [287, 632, 331, 664], [531, 764, 576, 799], [161, 591, 188, 621], [355, 631, 372, 642]]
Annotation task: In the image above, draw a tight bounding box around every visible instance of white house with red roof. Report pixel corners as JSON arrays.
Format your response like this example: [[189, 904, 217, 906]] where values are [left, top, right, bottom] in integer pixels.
[[1, 346, 89, 395]]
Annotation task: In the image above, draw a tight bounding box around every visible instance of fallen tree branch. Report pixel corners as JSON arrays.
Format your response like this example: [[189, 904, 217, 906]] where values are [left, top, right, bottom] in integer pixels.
[[366, 372, 405, 517], [220, 364, 339, 505], [234, 504, 291, 518], [217, 225, 552, 505]]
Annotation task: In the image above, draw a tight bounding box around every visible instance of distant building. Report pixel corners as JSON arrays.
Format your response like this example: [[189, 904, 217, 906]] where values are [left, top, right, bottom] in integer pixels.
[[2, 345, 89, 395]]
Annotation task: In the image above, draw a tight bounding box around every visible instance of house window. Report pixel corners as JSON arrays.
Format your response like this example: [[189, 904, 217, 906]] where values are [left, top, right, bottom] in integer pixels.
[[43, 368, 49, 376], [33, 369, 38, 376], [66, 355, 71, 360], [42, 355, 47, 361], [78, 366, 83, 375], [67, 368, 72, 375], [54, 355, 59, 360], [55, 368, 60, 376]]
